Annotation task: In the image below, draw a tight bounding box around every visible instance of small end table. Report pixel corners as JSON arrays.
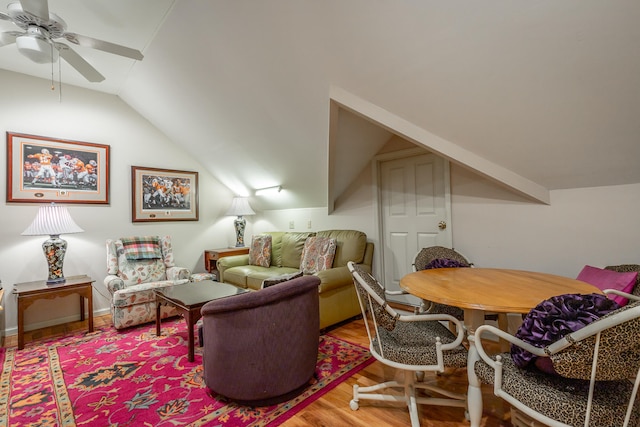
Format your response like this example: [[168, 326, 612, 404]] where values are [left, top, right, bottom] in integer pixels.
[[204, 247, 249, 280], [13, 275, 95, 350]]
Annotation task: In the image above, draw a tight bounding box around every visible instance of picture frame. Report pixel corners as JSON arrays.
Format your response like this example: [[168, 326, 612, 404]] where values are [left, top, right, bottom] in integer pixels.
[[7, 132, 110, 204], [131, 166, 199, 222]]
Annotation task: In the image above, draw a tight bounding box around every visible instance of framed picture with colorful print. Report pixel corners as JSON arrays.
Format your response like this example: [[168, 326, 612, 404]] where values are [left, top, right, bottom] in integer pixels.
[[6, 132, 110, 204], [131, 166, 199, 222]]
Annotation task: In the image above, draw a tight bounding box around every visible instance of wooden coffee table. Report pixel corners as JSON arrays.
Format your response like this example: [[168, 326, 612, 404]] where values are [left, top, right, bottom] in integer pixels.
[[154, 280, 247, 362]]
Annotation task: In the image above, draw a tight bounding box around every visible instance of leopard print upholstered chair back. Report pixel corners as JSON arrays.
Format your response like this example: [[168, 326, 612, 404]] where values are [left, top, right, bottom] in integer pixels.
[[346, 261, 468, 423], [348, 261, 398, 333], [413, 246, 471, 272], [473, 297, 640, 427]]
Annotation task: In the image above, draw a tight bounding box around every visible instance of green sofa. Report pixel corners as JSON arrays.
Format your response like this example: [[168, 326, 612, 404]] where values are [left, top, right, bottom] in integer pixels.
[[217, 229, 374, 329]]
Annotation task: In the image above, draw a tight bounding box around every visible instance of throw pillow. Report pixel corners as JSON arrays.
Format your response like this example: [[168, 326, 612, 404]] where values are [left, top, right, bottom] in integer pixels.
[[281, 232, 316, 268], [300, 236, 338, 275], [248, 234, 272, 268], [120, 236, 162, 260], [576, 265, 638, 306], [511, 293, 619, 373], [261, 271, 303, 289]]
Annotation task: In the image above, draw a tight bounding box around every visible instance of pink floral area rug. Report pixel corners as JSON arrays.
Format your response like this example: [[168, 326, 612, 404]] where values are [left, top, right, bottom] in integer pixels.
[[0, 319, 373, 426]]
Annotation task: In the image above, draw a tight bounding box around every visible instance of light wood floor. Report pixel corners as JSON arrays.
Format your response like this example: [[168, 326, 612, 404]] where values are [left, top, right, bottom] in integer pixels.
[[4, 315, 513, 427]]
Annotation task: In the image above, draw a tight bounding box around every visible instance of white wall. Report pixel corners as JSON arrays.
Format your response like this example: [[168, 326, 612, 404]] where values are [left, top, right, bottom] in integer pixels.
[[259, 158, 640, 283], [3, 71, 639, 338], [451, 165, 640, 277], [0, 71, 236, 335]]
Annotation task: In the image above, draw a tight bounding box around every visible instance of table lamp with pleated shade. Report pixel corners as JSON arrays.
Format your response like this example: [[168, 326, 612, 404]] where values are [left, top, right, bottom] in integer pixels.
[[225, 197, 255, 247], [22, 203, 84, 284]]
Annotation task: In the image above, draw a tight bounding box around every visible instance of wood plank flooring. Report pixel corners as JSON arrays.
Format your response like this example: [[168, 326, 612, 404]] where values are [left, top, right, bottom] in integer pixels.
[[3, 314, 513, 426]]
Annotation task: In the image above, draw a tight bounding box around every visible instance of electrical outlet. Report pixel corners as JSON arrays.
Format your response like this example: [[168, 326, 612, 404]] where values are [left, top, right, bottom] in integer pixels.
[[289, 220, 294, 229], [307, 220, 312, 229]]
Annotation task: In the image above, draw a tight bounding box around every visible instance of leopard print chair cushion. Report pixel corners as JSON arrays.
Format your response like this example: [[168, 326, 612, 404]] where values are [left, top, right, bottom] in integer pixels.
[[350, 262, 467, 368], [551, 300, 640, 380], [474, 353, 640, 427], [376, 321, 467, 368], [476, 300, 640, 426]]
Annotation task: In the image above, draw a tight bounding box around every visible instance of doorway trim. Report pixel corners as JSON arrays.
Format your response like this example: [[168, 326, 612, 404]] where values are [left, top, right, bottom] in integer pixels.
[[371, 147, 452, 280]]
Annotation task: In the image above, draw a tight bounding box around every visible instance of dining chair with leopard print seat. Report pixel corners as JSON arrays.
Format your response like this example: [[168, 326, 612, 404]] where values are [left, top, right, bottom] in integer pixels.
[[470, 292, 640, 427], [347, 261, 469, 427]]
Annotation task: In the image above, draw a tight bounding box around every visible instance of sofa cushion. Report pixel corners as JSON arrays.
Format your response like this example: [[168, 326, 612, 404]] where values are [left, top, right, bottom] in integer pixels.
[[261, 271, 304, 289], [317, 230, 367, 267], [281, 232, 316, 268], [301, 236, 337, 274], [112, 279, 188, 307], [249, 234, 272, 267], [266, 232, 286, 267], [247, 267, 301, 290]]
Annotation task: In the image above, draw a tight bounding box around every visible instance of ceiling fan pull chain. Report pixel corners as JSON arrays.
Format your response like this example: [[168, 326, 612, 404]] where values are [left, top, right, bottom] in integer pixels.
[[50, 42, 55, 91], [58, 54, 62, 102]]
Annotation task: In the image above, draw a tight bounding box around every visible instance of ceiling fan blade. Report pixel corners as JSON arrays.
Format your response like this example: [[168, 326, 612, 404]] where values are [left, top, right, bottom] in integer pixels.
[[19, 0, 49, 22], [63, 32, 143, 61], [0, 12, 13, 21], [55, 42, 105, 82], [0, 32, 18, 46]]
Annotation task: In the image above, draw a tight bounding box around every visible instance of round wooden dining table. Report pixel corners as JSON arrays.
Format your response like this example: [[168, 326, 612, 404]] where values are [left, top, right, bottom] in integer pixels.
[[400, 267, 602, 427]]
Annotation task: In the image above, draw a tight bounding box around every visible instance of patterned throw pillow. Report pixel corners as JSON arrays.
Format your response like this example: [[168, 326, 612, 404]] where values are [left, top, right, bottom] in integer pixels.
[[249, 234, 272, 268], [300, 236, 337, 275], [261, 271, 303, 289], [120, 236, 162, 260]]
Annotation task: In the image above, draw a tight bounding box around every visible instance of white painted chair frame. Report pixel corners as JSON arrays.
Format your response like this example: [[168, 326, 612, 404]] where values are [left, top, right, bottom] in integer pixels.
[[469, 290, 640, 427], [348, 262, 468, 427]]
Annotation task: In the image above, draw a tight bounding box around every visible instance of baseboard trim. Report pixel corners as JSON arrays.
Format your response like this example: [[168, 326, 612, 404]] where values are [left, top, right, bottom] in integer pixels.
[[3, 307, 111, 337]]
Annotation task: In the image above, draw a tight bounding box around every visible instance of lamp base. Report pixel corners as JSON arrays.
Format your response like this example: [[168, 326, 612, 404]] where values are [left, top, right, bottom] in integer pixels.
[[234, 216, 247, 247], [43, 235, 67, 284]]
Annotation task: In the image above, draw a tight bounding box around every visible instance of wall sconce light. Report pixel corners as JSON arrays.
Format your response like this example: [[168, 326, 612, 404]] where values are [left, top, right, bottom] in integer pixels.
[[255, 185, 282, 196]]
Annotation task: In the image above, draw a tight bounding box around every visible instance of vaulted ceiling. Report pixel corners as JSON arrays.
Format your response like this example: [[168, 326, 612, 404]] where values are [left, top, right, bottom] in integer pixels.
[[2, 0, 639, 210]]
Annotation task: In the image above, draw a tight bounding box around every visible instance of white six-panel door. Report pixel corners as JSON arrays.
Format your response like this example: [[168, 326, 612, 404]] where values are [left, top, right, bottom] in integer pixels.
[[379, 153, 452, 305]]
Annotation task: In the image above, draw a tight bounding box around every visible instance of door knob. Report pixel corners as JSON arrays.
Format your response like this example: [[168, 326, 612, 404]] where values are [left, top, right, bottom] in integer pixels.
[[438, 221, 447, 230]]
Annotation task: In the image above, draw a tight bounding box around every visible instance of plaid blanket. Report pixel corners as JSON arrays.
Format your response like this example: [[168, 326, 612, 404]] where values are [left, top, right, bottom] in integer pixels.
[[120, 236, 162, 260]]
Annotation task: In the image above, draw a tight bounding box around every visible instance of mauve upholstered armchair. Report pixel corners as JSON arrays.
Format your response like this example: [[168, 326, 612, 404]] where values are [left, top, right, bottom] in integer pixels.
[[201, 275, 321, 406]]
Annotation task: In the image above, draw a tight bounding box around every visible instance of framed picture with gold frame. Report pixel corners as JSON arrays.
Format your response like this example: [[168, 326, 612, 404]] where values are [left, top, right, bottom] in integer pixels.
[[6, 132, 110, 204], [131, 166, 199, 222]]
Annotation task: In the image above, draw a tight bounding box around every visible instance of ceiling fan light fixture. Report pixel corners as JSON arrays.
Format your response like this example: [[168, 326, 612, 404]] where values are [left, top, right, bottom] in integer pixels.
[[16, 31, 58, 64]]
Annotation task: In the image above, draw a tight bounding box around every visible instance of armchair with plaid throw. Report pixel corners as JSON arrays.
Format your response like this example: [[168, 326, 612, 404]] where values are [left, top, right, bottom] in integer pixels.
[[104, 235, 191, 329]]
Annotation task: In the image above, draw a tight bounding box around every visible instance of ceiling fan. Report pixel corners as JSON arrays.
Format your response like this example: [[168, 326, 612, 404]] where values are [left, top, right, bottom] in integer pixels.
[[0, 0, 143, 82]]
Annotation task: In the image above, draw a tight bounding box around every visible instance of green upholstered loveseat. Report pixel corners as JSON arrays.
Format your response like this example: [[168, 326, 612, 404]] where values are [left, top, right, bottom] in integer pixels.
[[217, 229, 374, 329]]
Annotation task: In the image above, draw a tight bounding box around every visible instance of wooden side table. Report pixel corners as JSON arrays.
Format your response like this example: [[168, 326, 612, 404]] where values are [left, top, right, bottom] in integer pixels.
[[204, 247, 249, 279], [13, 275, 95, 350]]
